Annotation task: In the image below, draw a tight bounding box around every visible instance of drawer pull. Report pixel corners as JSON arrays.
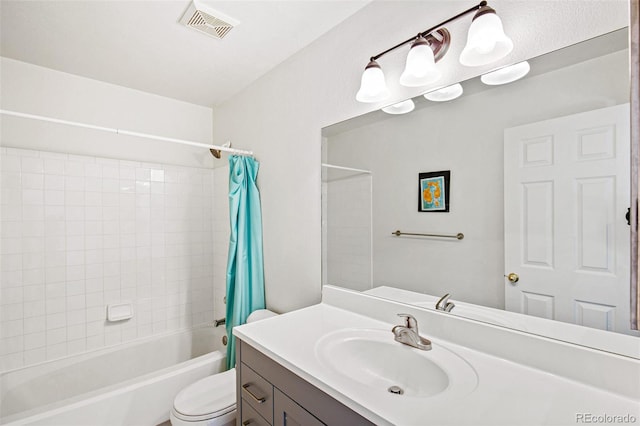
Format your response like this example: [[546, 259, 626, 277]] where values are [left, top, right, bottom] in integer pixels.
[[242, 421, 252, 426], [242, 383, 266, 404]]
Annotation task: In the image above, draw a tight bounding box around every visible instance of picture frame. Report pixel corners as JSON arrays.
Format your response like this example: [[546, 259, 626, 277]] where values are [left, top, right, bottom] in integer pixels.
[[418, 170, 450, 212]]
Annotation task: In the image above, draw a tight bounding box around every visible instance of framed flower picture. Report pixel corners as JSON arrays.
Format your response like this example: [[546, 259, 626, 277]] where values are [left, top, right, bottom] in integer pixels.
[[418, 170, 450, 212]]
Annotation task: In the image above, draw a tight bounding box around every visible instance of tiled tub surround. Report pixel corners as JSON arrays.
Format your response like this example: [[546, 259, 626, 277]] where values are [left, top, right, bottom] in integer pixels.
[[0, 147, 218, 372]]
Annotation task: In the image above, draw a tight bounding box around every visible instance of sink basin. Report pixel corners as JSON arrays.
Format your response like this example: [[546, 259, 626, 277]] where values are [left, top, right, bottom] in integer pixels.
[[315, 328, 477, 399]]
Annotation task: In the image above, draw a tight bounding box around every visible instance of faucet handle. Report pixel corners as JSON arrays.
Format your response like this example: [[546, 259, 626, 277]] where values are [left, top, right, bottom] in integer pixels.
[[435, 293, 450, 310], [436, 293, 455, 312], [397, 313, 418, 331]]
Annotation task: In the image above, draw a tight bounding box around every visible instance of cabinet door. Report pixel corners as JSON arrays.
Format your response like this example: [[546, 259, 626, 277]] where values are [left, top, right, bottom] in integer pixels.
[[274, 389, 324, 426]]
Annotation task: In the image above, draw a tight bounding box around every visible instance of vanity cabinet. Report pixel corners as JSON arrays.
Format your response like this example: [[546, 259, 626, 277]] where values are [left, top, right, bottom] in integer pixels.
[[236, 339, 374, 426]]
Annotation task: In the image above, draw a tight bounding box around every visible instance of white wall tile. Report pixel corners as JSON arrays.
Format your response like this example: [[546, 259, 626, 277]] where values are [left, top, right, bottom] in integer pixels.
[[2, 156, 21, 172], [65, 176, 84, 191], [84, 163, 101, 178], [45, 282, 65, 299], [45, 251, 65, 267], [46, 298, 67, 314], [45, 266, 66, 284], [66, 309, 85, 326], [23, 300, 45, 318], [81, 174, 100, 192], [22, 268, 44, 286], [102, 179, 119, 193], [23, 284, 45, 302], [21, 157, 44, 174], [67, 280, 86, 296], [22, 237, 44, 253], [67, 338, 86, 355], [1, 286, 23, 305], [24, 332, 46, 350], [46, 313, 66, 330], [2, 253, 23, 271], [22, 221, 45, 238], [45, 208, 65, 223], [45, 190, 65, 206], [22, 253, 45, 269], [22, 189, 43, 205], [64, 161, 85, 177], [66, 265, 85, 281], [24, 316, 46, 334], [46, 342, 67, 360], [150, 169, 164, 182], [22, 205, 44, 221], [24, 347, 46, 365], [1, 204, 22, 221], [44, 159, 65, 175], [22, 173, 44, 190]]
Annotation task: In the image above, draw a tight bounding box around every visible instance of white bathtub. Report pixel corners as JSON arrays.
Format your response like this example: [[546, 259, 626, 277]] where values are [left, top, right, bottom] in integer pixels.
[[0, 325, 226, 425]]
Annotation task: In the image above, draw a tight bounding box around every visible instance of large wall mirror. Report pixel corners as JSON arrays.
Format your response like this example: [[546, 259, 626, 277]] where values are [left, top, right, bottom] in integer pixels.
[[322, 20, 640, 357]]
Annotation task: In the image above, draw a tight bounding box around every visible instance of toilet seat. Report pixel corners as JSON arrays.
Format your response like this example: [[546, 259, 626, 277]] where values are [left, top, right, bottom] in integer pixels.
[[172, 368, 236, 422]]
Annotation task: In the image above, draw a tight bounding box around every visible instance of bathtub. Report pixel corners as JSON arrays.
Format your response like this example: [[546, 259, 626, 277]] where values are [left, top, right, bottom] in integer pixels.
[[0, 325, 226, 425]]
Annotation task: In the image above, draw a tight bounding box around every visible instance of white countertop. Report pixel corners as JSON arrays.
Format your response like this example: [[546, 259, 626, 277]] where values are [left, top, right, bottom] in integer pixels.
[[234, 301, 640, 426]]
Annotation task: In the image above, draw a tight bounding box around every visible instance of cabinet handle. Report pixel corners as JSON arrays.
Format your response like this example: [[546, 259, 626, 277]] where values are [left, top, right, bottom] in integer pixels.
[[242, 383, 266, 404], [242, 421, 252, 426]]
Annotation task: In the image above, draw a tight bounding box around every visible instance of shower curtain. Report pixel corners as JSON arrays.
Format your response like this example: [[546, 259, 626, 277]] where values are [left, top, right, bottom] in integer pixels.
[[225, 155, 265, 369]]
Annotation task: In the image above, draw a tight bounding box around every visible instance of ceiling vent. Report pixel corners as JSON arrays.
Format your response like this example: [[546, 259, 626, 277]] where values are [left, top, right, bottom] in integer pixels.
[[179, 1, 239, 40]]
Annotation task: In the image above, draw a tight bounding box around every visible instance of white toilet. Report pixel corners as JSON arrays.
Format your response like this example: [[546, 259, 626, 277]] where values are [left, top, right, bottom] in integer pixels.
[[170, 309, 277, 426]]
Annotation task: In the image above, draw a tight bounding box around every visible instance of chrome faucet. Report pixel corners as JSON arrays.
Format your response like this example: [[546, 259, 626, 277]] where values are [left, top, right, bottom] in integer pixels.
[[435, 293, 455, 312], [391, 313, 432, 351]]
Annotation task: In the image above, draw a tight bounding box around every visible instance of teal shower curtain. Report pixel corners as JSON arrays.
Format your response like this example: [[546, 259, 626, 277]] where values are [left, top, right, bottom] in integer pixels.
[[225, 155, 265, 369]]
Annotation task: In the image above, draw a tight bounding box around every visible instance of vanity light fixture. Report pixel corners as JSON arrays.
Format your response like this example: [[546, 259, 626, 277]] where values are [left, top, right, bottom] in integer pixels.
[[382, 99, 416, 115], [399, 35, 444, 87], [356, 1, 513, 103], [480, 61, 530, 85], [423, 83, 464, 102], [459, 5, 513, 66], [356, 60, 390, 103]]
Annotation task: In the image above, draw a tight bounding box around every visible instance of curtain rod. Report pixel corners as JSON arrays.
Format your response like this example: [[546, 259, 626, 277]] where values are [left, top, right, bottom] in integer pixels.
[[0, 109, 254, 157], [321, 163, 371, 174]]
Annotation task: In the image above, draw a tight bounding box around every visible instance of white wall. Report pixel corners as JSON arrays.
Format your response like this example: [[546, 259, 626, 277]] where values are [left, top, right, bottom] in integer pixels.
[[212, 1, 629, 313], [325, 50, 629, 309], [1, 57, 215, 169]]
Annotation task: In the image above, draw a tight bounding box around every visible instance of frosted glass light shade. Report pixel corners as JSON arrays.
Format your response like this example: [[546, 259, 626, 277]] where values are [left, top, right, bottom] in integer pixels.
[[459, 8, 513, 67], [480, 61, 530, 85], [381, 99, 415, 115], [400, 37, 441, 87], [423, 83, 464, 102], [356, 60, 390, 103]]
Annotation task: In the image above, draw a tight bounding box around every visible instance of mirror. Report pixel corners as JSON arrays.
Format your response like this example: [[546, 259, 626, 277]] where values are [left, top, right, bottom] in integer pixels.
[[322, 27, 640, 357]]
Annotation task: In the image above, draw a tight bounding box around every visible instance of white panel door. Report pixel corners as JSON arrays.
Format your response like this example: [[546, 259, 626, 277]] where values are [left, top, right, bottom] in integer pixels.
[[504, 104, 635, 334]]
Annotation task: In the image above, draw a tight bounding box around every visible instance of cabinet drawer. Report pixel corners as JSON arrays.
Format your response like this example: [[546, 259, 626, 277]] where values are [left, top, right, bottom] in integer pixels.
[[240, 362, 273, 423], [274, 389, 325, 426], [241, 398, 271, 426]]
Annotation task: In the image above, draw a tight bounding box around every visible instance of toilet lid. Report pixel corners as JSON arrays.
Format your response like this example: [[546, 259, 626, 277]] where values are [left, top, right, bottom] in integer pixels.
[[173, 368, 236, 420]]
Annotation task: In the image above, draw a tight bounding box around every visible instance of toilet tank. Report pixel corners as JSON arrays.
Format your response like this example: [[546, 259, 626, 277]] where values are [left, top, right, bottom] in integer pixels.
[[246, 309, 277, 323]]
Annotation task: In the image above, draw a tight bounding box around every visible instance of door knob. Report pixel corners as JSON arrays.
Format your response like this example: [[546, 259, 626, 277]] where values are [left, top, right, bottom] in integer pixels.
[[504, 272, 519, 283]]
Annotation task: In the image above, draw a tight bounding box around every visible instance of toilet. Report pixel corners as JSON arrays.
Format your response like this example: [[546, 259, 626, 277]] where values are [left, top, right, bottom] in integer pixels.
[[170, 309, 277, 426]]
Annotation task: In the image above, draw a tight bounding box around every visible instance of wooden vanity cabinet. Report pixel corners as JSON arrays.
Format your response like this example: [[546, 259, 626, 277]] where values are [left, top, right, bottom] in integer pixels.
[[236, 339, 374, 426]]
